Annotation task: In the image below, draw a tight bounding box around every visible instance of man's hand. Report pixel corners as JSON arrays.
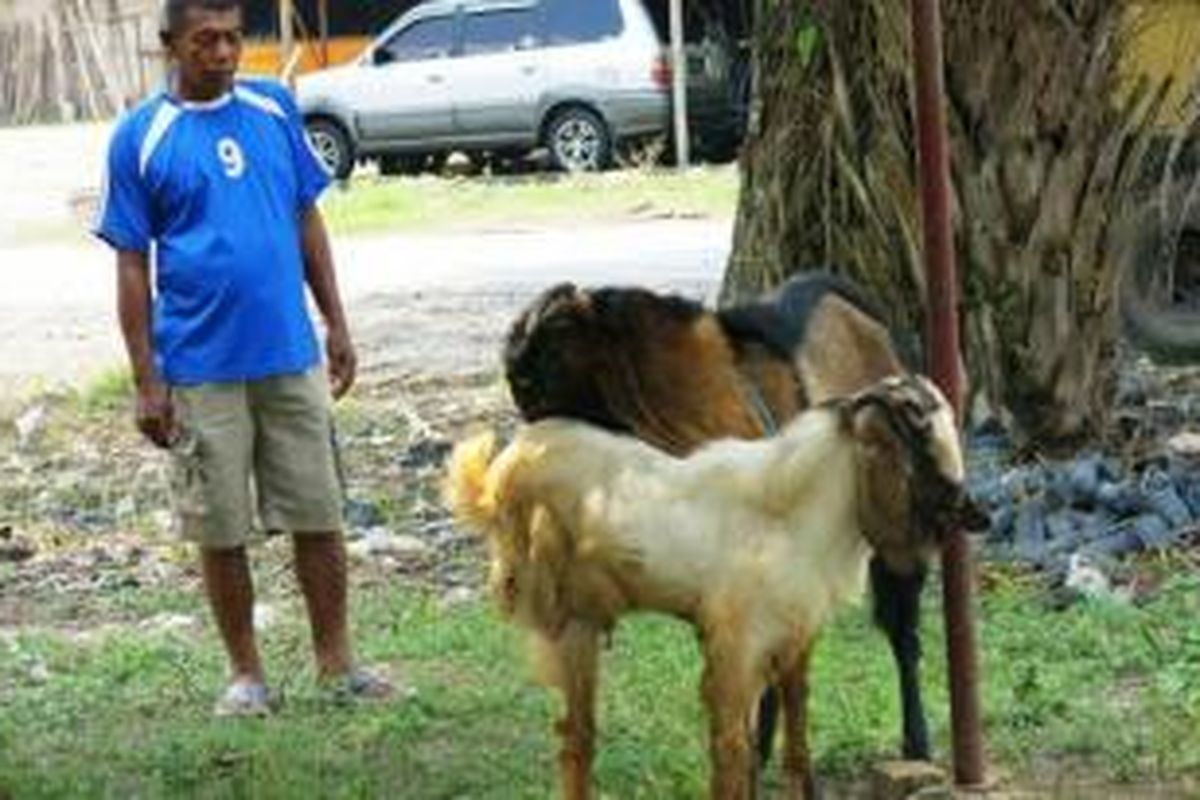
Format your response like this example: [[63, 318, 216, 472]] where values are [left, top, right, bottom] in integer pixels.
[[326, 325, 357, 400], [136, 379, 177, 448]]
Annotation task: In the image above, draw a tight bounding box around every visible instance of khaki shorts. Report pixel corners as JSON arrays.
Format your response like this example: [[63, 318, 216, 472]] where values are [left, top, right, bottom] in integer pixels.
[[168, 368, 344, 548]]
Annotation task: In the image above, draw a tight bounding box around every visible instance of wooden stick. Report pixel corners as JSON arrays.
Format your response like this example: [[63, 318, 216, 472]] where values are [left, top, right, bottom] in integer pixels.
[[75, 0, 122, 115], [64, 3, 100, 120], [47, 6, 69, 120]]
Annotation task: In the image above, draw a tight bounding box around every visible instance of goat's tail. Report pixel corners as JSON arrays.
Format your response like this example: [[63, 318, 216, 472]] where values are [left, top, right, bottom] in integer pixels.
[[443, 430, 502, 534]]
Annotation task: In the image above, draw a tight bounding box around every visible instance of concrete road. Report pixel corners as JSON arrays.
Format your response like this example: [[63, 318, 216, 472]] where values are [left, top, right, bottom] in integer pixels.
[[0, 218, 731, 398]]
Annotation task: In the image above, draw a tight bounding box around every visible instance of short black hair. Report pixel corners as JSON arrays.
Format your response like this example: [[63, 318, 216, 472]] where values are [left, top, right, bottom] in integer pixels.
[[159, 0, 242, 39]]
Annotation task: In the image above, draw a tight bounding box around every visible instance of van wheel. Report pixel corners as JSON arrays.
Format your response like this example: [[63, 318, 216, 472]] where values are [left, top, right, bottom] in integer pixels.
[[305, 119, 354, 180], [545, 107, 611, 172]]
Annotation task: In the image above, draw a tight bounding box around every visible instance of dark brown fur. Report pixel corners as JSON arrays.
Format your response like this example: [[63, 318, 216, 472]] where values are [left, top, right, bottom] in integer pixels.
[[504, 273, 938, 766]]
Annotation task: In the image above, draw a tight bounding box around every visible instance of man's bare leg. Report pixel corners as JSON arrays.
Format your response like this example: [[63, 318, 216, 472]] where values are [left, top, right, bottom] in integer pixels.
[[293, 532, 352, 679], [199, 545, 265, 684]]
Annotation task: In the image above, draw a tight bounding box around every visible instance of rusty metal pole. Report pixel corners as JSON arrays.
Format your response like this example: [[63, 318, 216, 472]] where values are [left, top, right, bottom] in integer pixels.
[[908, 0, 987, 787]]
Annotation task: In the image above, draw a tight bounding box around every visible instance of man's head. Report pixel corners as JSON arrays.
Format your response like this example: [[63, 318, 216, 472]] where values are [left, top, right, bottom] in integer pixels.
[[160, 0, 243, 101]]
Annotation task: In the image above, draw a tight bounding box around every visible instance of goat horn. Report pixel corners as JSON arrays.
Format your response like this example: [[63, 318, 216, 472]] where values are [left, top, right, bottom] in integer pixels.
[[524, 282, 580, 327], [847, 377, 941, 444]]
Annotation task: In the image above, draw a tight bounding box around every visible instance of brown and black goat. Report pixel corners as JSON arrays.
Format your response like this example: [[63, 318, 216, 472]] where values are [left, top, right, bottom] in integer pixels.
[[502, 273, 939, 762], [445, 376, 988, 800]]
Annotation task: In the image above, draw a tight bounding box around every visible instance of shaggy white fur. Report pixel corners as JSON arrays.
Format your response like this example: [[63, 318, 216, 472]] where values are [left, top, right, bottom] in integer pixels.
[[445, 376, 979, 800]]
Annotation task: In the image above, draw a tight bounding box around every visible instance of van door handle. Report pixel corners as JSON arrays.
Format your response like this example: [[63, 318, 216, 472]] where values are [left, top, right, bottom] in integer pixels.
[[427, 74, 444, 84], [520, 65, 536, 76]]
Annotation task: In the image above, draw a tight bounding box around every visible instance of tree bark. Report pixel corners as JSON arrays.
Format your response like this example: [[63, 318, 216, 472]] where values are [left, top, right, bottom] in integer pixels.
[[726, 0, 1175, 451]]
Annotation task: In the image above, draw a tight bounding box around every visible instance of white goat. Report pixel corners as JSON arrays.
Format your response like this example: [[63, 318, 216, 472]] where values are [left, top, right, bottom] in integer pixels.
[[444, 375, 986, 800]]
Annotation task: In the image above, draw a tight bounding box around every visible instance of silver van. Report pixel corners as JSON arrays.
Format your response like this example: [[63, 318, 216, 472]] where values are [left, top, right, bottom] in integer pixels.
[[298, 0, 678, 177]]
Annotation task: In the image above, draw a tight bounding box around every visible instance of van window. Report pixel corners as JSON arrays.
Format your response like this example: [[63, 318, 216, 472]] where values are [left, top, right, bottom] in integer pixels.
[[542, 0, 623, 45], [377, 15, 455, 63], [463, 8, 539, 55]]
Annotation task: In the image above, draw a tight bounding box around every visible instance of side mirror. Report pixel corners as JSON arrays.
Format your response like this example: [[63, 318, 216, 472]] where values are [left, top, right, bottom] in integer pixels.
[[372, 48, 394, 66]]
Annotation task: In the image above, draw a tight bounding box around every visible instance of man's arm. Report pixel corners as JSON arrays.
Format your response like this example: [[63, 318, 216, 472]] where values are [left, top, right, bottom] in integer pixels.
[[117, 250, 175, 447], [300, 204, 356, 399]]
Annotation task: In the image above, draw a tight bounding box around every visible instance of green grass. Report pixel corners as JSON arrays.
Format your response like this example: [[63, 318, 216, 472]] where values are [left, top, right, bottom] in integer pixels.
[[2, 561, 1198, 798], [0, 166, 738, 249], [319, 165, 738, 238], [76, 366, 134, 415]]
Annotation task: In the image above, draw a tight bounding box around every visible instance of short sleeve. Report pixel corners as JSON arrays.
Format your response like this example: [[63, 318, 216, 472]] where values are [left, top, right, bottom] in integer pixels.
[[93, 118, 153, 253], [271, 83, 332, 210]]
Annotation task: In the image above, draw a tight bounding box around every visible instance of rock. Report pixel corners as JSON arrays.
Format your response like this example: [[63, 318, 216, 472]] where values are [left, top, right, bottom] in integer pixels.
[[1145, 485, 1193, 528], [1042, 469, 1073, 511], [1179, 476, 1200, 518], [1128, 513, 1177, 550], [344, 497, 386, 530], [1017, 464, 1046, 496], [1063, 553, 1114, 600], [0, 529, 36, 563], [115, 496, 137, 519], [1166, 432, 1200, 458], [398, 438, 452, 470], [1096, 480, 1143, 517], [1082, 526, 1142, 559], [350, 527, 433, 559], [1013, 501, 1048, 563], [1043, 511, 1077, 543], [1116, 372, 1149, 406], [439, 586, 478, 610], [140, 613, 198, 635], [150, 510, 174, 532], [14, 404, 47, 448], [870, 760, 948, 800], [1066, 454, 1104, 506], [384, 534, 434, 558], [1146, 400, 1186, 433], [27, 660, 51, 686], [253, 604, 277, 632], [968, 475, 1005, 510], [988, 504, 1015, 541]]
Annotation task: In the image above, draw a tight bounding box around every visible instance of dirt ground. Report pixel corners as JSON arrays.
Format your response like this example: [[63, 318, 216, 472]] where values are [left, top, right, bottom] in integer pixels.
[[4, 125, 1200, 800], [0, 122, 728, 404]]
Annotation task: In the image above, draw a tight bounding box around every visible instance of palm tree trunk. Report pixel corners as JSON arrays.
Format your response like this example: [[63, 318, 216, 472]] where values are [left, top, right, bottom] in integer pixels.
[[726, 0, 1174, 451]]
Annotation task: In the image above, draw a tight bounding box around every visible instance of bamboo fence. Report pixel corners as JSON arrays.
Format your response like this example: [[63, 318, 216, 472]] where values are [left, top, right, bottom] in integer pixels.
[[0, 0, 162, 124]]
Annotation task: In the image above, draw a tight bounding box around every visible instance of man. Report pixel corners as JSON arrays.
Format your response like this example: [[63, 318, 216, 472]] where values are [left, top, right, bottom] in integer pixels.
[[94, 0, 390, 715]]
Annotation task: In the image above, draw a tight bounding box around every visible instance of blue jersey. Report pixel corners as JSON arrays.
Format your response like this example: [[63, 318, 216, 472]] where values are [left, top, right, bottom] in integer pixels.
[[94, 78, 332, 385]]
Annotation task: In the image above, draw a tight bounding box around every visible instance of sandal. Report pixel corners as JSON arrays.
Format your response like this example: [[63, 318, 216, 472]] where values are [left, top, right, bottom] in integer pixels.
[[213, 680, 275, 718], [322, 667, 397, 704]]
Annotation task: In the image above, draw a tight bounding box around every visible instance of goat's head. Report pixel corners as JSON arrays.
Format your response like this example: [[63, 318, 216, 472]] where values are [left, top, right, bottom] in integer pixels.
[[504, 283, 623, 429], [844, 375, 989, 573]]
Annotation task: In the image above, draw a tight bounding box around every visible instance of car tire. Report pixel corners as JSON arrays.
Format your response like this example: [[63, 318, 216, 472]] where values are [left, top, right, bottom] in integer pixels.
[[305, 118, 354, 180], [544, 107, 611, 173]]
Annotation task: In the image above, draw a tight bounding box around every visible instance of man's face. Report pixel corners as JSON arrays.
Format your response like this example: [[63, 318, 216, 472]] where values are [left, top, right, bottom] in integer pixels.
[[168, 6, 243, 99]]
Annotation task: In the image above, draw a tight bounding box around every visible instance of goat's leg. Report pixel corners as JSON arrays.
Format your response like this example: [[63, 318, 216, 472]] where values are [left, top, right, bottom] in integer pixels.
[[870, 556, 930, 760], [540, 623, 601, 800], [701, 638, 760, 800], [779, 645, 815, 800], [756, 687, 779, 766]]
